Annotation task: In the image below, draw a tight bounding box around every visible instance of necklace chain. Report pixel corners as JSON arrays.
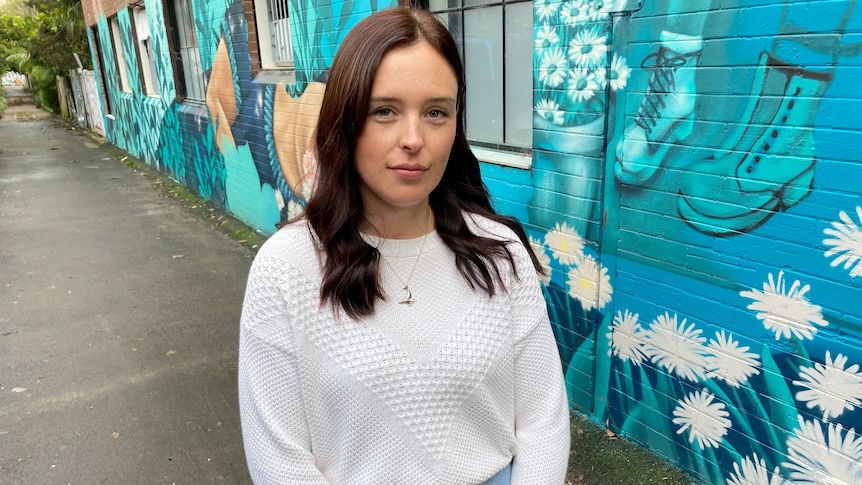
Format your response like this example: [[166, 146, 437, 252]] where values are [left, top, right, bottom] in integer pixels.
[[376, 213, 433, 305]]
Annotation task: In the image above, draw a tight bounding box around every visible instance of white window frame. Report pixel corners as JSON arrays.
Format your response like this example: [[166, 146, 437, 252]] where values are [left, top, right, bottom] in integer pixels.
[[109, 16, 131, 93], [170, 0, 206, 102], [253, 0, 294, 69]]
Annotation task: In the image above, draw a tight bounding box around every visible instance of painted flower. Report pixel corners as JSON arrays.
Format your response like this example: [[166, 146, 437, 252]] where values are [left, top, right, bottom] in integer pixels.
[[566, 254, 612, 311], [559, 0, 592, 26], [529, 236, 552, 285], [539, 48, 567, 88], [739, 271, 828, 341], [823, 206, 862, 278], [783, 416, 862, 485], [643, 312, 709, 382], [608, 54, 630, 91], [545, 222, 585, 266], [286, 198, 304, 219], [567, 68, 599, 103], [535, 99, 565, 125], [535, 0, 559, 21], [726, 453, 787, 485], [793, 351, 862, 420], [706, 330, 761, 388], [672, 389, 731, 450], [567, 28, 608, 68], [586, 0, 613, 20], [608, 310, 646, 365], [535, 25, 560, 49]]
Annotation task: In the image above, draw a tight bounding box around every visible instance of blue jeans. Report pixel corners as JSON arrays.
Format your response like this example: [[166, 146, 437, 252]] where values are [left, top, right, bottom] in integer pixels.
[[483, 463, 512, 485]]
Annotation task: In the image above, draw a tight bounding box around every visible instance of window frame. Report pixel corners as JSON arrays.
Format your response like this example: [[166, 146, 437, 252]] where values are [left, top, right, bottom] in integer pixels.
[[419, 0, 533, 167], [251, 0, 294, 70], [131, 5, 160, 97], [108, 14, 132, 93], [164, 0, 206, 102]]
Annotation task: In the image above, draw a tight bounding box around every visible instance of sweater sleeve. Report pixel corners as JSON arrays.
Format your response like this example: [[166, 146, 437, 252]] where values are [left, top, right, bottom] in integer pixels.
[[508, 245, 571, 484], [238, 250, 329, 484]]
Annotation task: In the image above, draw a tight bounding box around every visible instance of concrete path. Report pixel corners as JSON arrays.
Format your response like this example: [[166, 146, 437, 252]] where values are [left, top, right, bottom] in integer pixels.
[[0, 92, 254, 483]]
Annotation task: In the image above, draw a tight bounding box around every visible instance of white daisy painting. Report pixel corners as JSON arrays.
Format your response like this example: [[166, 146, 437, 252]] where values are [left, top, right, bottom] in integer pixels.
[[567, 28, 608, 68], [705, 330, 761, 388], [535, 25, 560, 49], [643, 312, 709, 382], [608, 54, 630, 91], [672, 389, 731, 450], [608, 310, 646, 365], [529, 236, 552, 285], [567, 68, 600, 103], [725, 453, 787, 485], [535, 99, 565, 125], [545, 222, 585, 266], [793, 351, 862, 419], [783, 416, 862, 485], [560, 0, 592, 26], [538, 48, 567, 88], [566, 254, 613, 311], [823, 206, 862, 278], [739, 271, 828, 341], [535, 0, 559, 21]]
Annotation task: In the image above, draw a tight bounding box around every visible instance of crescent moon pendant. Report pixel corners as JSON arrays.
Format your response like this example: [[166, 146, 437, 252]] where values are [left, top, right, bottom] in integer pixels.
[[398, 287, 414, 304]]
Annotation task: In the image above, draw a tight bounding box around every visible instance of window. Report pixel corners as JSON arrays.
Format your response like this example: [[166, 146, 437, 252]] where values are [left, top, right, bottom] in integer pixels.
[[252, 0, 294, 69], [425, 0, 533, 152], [132, 6, 159, 96], [109, 15, 131, 92], [90, 27, 113, 115], [167, 0, 205, 101]]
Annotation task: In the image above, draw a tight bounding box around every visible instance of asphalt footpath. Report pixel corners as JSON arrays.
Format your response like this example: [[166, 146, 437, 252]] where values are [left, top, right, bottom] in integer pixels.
[[0, 88, 255, 483]]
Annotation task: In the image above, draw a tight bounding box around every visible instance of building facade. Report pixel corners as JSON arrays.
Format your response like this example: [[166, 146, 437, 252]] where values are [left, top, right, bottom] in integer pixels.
[[79, 0, 862, 482]]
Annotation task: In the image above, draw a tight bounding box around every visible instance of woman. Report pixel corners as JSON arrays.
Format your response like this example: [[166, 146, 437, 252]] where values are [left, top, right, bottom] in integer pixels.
[[238, 7, 570, 484]]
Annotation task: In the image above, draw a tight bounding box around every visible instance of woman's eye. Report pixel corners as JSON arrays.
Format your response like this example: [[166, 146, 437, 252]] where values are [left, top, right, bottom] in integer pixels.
[[375, 108, 392, 117], [427, 109, 446, 119]]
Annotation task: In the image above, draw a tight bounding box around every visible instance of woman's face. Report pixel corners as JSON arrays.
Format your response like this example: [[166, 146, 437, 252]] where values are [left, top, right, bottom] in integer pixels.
[[354, 40, 458, 220]]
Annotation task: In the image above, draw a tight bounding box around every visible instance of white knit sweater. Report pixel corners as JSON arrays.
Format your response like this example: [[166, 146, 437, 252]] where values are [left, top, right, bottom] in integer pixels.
[[238, 214, 570, 484]]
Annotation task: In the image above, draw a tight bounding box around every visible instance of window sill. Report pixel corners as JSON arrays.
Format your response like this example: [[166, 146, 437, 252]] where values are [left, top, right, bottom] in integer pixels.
[[471, 146, 531, 170], [253, 68, 296, 84]]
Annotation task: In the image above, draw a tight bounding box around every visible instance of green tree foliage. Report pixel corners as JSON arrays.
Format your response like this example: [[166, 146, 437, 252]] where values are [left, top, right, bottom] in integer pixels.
[[25, 0, 92, 73], [0, 13, 38, 73], [0, 0, 91, 112]]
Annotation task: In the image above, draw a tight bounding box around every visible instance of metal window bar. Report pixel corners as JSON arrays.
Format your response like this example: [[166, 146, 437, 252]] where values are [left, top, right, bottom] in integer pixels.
[[268, 0, 293, 65], [174, 0, 205, 100], [428, 0, 531, 150]]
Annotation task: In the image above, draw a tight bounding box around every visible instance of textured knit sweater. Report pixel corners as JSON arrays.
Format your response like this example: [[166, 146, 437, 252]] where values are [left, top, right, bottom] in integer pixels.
[[238, 214, 570, 484]]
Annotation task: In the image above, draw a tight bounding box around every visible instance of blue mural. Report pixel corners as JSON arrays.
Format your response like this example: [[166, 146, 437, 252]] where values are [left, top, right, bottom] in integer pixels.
[[528, 0, 862, 483], [83, 0, 862, 481]]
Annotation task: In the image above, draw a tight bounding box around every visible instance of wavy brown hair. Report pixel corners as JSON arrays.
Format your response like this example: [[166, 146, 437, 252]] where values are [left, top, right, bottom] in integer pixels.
[[304, 7, 542, 319]]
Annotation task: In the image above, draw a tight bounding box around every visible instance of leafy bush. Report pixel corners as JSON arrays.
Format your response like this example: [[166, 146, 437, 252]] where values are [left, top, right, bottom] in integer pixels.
[[29, 64, 58, 112], [0, 88, 7, 118]]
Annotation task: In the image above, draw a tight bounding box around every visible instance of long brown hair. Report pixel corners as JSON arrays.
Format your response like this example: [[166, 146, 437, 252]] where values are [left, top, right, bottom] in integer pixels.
[[304, 7, 542, 319]]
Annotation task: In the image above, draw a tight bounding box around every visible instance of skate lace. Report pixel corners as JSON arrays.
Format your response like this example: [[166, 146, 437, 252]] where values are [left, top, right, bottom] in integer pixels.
[[634, 47, 692, 134]]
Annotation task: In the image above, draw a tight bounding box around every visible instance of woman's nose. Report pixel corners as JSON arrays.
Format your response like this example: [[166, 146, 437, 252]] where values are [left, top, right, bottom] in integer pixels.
[[400, 117, 424, 152]]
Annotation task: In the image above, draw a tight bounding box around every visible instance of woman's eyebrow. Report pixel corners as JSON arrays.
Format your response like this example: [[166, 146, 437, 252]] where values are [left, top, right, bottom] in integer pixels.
[[369, 96, 456, 104]]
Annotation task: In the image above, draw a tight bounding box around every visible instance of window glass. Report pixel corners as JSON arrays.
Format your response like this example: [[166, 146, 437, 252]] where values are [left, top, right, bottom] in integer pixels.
[[427, 0, 531, 152], [464, 6, 503, 145], [133, 7, 159, 96], [504, 1, 532, 147], [109, 16, 131, 92], [171, 0, 205, 101]]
